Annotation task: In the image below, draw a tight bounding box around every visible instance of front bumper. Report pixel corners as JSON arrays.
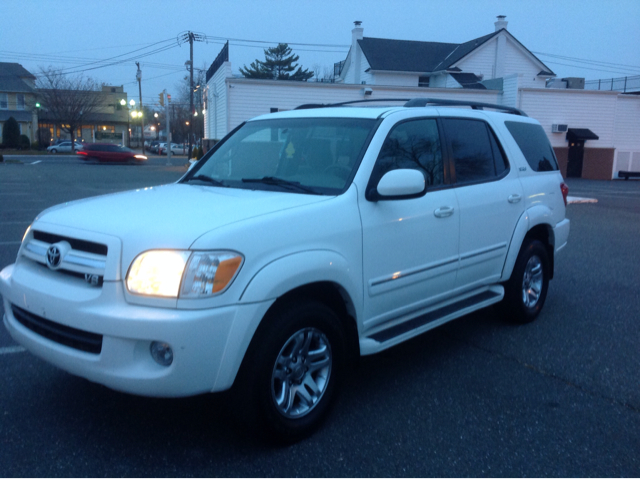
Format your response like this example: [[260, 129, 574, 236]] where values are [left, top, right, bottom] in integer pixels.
[[0, 261, 272, 397]]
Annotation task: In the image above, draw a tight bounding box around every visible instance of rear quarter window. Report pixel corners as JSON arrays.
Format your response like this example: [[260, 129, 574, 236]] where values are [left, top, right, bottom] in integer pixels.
[[505, 121, 559, 172]]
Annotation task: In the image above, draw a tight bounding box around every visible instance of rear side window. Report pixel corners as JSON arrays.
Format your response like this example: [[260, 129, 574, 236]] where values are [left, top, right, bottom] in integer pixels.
[[441, 119, 508, 184], [505, 121, 558, 172]]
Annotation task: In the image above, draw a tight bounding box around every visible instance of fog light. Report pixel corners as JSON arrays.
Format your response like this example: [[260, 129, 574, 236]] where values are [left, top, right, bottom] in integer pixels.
[[150, 341, 174, 366]]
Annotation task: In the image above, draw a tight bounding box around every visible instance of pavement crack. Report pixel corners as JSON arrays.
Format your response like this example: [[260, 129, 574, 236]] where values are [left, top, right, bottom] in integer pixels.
[[444, 330, 640, 414]]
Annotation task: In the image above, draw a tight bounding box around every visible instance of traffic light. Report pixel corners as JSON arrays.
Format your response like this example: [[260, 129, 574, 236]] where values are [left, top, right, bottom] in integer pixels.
[[35, 102, 41, 108], [167, 94, 171, 103], [158, 93, 164, 107]]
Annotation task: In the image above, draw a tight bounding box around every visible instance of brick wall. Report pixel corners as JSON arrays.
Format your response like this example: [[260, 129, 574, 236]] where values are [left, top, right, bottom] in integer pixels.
[[553, 147, 614, 180]]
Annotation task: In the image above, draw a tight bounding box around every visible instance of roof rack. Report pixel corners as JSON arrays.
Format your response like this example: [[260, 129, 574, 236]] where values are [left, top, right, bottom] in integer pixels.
[[404, 98, 527, 116], [295, 98, 411, 110], [294, 97, 527, 116]]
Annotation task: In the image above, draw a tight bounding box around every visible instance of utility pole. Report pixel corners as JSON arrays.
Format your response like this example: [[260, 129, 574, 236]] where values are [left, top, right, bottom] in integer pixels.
[[136, 62, 145, 154], [165, 90, 172, 166], [188, 32, 194, 161], [179, 31, 204, 160]]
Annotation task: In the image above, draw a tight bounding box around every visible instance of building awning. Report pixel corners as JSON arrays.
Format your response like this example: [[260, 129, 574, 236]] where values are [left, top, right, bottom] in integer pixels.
[[566, 128, 599, 141]]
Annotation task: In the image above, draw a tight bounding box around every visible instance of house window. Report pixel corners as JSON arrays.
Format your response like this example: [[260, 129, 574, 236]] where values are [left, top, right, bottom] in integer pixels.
[[418, 76, 430, 87], [0, 93, 7, 109], [17, 94, 25, 110]]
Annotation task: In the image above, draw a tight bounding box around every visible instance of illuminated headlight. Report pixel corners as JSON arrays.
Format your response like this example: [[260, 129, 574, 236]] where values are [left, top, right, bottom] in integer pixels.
[[126, 250, 243, 298], [134, 155, 147, 160]]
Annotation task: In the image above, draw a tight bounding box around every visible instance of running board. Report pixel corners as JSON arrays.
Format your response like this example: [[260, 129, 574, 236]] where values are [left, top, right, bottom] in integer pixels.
[[361, 287, 503, 354]]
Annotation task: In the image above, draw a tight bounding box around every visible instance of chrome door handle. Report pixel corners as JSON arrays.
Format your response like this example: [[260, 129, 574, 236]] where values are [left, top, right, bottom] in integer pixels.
[[508, 194, 522, 204], [434, 206, 455, 218]]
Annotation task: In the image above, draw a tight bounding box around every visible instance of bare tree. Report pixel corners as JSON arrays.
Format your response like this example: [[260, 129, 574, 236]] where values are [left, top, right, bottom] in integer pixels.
[[37, 67, 104, 151]]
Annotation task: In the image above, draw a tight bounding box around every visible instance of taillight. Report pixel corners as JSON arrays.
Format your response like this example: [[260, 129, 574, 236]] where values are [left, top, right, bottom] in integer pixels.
[[77, 150, 87, 156], [560, 182, 569, 206]]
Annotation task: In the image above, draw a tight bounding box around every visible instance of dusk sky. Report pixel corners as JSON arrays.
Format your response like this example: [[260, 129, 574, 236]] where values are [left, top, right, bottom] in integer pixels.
[[3, 0, 639, 107]]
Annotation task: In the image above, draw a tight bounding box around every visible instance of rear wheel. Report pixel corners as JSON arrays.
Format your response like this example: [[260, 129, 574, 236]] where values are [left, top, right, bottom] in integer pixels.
[[233, 299, 346, 443], [502, 239, 550, 323]]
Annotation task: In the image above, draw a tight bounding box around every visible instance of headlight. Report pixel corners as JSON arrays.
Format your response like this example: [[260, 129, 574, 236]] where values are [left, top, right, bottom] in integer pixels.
[[22, 224, 32, 243], [127, 250, 190, 297], [126, 250, 243, 298]]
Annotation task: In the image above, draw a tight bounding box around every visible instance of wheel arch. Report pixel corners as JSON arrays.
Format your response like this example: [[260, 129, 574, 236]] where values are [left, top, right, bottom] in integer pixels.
[[502, 206, 555, 281]]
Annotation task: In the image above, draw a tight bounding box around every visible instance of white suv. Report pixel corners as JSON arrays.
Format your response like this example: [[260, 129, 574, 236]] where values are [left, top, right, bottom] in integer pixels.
[[0, 99, 569, 441]]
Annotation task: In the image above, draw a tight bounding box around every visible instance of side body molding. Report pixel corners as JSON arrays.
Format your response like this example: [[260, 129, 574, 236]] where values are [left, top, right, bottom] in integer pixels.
[[500, 205, 555, 281]]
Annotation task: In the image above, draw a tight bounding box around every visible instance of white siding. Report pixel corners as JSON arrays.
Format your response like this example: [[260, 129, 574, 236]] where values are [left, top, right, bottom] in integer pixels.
[[614, 95, 640, 149], [372, 72, 420, 86], [455, 33, 547, 88], [503, 39, 547, 88], [501, 74, 519, 107], [519, 89, 619, 148], [204, 62, 232, 140], [456, 38, 499, 80], [226, 79, 500, 133]]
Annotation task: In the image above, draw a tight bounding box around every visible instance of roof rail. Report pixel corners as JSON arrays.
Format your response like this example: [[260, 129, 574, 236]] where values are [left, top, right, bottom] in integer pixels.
[[294, 97, 527, 116], [295, 98, 411, 110], [404, 98, 527, 116]]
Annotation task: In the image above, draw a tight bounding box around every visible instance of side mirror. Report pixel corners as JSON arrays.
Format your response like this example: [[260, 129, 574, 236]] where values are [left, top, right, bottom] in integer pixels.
[[376, 169, 426, 199]]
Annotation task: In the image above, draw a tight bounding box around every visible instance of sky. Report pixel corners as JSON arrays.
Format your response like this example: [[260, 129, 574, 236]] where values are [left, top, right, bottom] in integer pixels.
[[3, 0, 640, 108]]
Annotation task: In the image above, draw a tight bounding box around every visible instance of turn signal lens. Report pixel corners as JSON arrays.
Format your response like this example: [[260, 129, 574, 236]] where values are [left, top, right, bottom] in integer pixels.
[[180, 252, 244, 298]]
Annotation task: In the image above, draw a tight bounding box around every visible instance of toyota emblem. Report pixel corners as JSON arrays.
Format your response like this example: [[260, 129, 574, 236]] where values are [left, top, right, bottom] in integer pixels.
[[46, 245, 62, 269]]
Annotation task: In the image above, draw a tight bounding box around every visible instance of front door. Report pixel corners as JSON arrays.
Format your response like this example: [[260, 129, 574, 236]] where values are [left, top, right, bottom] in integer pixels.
[[567, 140, 585, 178], [360, 118, 460, 335]]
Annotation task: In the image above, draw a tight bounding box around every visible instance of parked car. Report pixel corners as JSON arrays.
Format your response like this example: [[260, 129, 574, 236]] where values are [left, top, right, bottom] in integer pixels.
[[76, 143, 147, 163], [159, 143, 184, 155], [47, 141, 84, 153], [0, 98, 570, 442], [148, 141, 160, 153]]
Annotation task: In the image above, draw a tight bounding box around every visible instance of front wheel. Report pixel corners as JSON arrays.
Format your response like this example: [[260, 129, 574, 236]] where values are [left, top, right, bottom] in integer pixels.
[[501, 239, 550, 323], [233, 299, 346, 443], [50, 149, 57, 154]]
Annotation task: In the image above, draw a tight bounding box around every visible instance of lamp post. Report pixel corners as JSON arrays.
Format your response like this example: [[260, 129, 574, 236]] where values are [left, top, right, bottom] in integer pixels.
[[120, 99, 130, 147]]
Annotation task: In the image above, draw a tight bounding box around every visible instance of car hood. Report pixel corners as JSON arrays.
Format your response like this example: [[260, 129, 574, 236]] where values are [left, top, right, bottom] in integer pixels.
[[35, 183, 330, 251]]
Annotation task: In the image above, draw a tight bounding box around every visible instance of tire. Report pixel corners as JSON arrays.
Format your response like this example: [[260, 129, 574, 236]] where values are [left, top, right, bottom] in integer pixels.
[[233, 298, 346, 443], [502, 239, 550, 324], [50, 149, 57, 154]]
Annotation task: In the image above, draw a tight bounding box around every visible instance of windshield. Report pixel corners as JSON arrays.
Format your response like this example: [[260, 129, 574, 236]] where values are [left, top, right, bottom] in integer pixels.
[[184, 117, 376, 195]]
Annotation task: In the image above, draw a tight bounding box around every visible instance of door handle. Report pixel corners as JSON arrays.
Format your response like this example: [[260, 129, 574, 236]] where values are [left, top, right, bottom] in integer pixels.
[[508, 194, 522, 204], [434, 206, 455, 218]]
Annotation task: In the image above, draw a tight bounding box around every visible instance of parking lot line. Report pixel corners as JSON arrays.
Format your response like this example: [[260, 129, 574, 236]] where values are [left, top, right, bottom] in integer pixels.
[[0, 346, 26, 355], [0, 241, 21, 245]]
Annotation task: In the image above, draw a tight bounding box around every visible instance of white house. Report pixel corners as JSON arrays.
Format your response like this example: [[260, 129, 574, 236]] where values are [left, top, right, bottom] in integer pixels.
[[203, 18, 640, 180]]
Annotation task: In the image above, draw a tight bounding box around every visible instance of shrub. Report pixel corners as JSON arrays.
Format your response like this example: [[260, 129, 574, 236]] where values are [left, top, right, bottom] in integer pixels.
[[19, 135, 30, 150], [2, 117, 20, 148], [196, 146, 204, 160]]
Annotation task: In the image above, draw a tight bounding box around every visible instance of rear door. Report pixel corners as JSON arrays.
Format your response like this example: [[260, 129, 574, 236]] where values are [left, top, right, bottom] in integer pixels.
[[441, 117, 524, 290]]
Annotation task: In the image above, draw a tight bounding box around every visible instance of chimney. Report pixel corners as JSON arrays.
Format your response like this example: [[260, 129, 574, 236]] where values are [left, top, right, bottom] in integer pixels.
[[494, 15, 508, 31], [351, 21, 364, 84]]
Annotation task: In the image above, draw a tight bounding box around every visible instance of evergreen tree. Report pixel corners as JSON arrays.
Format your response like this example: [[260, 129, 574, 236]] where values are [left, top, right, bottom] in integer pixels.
[[2, 117, 20, 148], [240, 43, 314, 81]]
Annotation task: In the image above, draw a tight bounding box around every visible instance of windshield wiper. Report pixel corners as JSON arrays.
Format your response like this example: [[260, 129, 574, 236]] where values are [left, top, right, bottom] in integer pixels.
[[241, 176, 320, 194], [183, 175, 228, 187]]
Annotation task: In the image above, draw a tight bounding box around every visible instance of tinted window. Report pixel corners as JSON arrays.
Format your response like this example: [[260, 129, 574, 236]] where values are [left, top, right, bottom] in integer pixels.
[[505, 121, 558, 172], [373, 119, 443, 186], [442, 119, 498, 184]]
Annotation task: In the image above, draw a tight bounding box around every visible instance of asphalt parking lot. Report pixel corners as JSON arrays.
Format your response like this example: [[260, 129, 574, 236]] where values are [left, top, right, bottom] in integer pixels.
[[0, 158, 639, 476]]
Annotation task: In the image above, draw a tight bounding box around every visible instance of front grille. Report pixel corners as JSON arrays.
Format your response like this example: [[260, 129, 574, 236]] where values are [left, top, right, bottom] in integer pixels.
[[12, 305, 103, 354], [32, 230, 108, 256]]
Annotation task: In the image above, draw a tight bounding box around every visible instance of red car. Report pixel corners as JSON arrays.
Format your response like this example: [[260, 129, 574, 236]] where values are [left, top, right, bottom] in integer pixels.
[[76, 143, 147, 163]]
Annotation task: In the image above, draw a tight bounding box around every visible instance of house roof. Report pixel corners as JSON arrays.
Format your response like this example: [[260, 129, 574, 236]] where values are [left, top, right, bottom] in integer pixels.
[[357, 29, 554, 76], [0, 62, 36, 93]]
